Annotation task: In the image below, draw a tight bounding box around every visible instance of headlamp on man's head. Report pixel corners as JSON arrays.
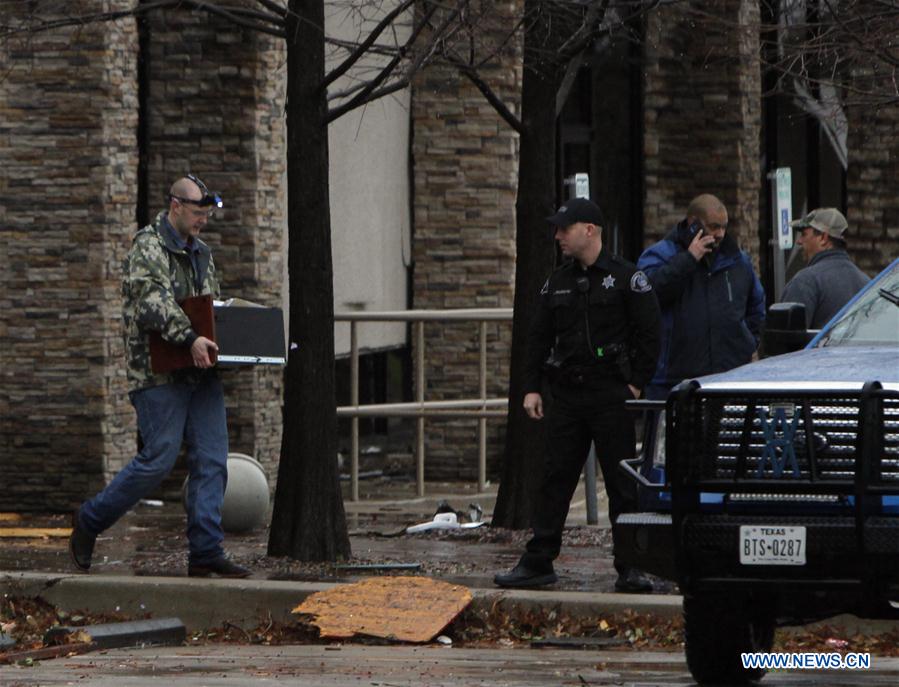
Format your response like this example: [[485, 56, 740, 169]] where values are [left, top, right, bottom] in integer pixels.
[[169, 174, 224, 209]]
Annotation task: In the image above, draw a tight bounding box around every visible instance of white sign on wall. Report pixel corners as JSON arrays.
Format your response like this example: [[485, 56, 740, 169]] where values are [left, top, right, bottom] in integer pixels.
[[775, 167, 793, 250]]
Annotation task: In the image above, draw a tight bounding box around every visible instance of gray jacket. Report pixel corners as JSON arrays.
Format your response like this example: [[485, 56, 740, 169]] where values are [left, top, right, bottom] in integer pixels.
[[781, 249, 869, 328]]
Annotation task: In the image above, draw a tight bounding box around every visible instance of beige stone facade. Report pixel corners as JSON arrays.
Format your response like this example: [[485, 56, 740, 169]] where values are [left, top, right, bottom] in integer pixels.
[[847, 102, 899, 274], [2, 1, 897, 507], [643, 0, 762, 264], [0, 6, 285, 510], [410, 2, 522, 480], [1, 2, 139, 510]]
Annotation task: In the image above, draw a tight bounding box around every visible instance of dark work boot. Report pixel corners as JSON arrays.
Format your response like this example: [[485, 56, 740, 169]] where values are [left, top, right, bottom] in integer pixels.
[[493, 564, 558, 589], [68, 509, 96, 573], [614, 568, 653, 593], [188, 556, 252, 579]]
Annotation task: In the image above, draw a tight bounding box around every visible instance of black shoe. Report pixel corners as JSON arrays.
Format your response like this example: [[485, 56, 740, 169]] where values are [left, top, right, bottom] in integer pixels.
[[614, 569, 653, 593], [494, 564, 558, 588], [188, 556, 252, 579], [69, 509, 95, 572]]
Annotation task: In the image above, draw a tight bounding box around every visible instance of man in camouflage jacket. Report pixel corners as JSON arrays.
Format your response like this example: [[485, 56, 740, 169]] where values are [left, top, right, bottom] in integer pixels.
[[70, 176, 250, 579]]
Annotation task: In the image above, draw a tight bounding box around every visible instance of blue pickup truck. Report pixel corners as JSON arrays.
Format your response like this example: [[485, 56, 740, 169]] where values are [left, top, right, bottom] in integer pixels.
[[615, 256, 899, 685]]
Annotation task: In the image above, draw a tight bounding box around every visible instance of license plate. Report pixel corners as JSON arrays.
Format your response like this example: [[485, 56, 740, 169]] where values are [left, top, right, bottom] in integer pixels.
[[739, 525, 806, 565]]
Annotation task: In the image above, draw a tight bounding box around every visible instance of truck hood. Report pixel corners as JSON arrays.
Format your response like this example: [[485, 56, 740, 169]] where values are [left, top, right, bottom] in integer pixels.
[[695, 346, 899, 392]]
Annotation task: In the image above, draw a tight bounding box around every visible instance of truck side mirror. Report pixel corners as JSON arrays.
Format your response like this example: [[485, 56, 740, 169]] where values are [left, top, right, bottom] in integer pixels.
[[762, 302, 813, 357]]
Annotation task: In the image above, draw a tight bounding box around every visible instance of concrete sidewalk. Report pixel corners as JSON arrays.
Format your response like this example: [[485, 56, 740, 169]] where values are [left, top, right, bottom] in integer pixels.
[[0, 571, 682, 631], [0, 479, 685, 630]]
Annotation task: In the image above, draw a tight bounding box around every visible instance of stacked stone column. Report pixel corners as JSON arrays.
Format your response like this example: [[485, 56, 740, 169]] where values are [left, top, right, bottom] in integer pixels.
[[411, 2, 521, 481], [0, 3, 286, 510], [0, 2, 139, 510], [642, 0, 763, 264]]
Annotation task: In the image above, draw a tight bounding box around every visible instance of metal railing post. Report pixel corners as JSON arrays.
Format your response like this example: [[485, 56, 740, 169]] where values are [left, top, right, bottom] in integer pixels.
[[334, 309, 514, 499], [478, 320, 487, 492], [350, 321, 359, 502], [415, 320, 425, 497]]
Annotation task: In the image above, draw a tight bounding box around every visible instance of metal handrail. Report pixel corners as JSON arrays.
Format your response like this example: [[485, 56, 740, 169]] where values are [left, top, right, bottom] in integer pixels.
[[335, 308, 513, 500]]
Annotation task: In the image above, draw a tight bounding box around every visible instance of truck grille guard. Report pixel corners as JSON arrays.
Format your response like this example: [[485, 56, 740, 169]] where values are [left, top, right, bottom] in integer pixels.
[[667, 380, 899, 495], [666, 381, 899, 603]]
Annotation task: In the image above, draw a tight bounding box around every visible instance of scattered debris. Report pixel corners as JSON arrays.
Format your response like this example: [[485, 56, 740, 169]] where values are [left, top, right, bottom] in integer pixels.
[[339, 470, 384, 482], [0, 632, 15, 651], [531, 636, 627, 649], [334, 563, 421, 573], [406, 512, 485, 534], [0, 642, 96, 665], [44, 617, 186, 650], [0, 528, 71, 539], [292, 576, 472, 642]]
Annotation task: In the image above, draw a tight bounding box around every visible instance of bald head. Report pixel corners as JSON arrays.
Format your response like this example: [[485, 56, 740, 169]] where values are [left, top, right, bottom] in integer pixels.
[[687, 194, 726, 220], [170, 177, 203, 202], [685, 193, 729, 250]]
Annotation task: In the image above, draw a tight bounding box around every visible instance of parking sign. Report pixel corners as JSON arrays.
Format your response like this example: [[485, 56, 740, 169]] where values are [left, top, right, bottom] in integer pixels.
[[775, 168, 793, 250]]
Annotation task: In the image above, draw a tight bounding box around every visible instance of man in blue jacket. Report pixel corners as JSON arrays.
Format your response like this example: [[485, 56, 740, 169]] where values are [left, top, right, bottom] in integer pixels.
[[637, 194, 765, 399]]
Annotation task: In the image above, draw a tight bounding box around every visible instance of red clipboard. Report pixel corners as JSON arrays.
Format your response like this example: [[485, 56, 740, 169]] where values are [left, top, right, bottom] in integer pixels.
[[148, 294, 217, 373]]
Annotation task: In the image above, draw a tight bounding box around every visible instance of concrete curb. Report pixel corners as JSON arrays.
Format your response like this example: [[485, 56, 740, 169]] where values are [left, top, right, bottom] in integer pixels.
[[0, 572, 682, 631]]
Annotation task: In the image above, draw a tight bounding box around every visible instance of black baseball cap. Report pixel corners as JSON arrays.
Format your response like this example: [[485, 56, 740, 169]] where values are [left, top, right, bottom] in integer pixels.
[[546, 198, 604, 227]]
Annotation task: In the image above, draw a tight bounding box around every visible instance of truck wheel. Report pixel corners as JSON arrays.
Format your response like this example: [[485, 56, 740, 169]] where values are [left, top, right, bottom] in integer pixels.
[[683, 593, 775, 685]]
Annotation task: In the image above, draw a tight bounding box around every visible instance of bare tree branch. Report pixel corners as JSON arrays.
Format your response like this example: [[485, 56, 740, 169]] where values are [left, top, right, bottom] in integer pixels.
[[326, 1, 455, 123], [322, 0, 417, 90], [255, 0, 287, 17], [183, 1, 286, 37], [0, 0, 287, 40], [0, 0, 176, 40], [444, 52, 523, 134]]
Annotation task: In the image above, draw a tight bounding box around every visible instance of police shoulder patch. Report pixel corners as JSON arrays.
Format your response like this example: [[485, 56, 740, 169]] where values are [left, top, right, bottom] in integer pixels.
[[630, 270, 652, 293]]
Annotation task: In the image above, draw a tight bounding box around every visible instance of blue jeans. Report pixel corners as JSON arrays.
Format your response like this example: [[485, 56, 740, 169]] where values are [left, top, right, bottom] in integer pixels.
[[80, 376, 228, 565]]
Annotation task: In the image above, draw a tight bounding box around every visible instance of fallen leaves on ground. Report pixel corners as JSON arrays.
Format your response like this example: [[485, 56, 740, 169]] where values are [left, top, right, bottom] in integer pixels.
[[0, 596, 149, 658]]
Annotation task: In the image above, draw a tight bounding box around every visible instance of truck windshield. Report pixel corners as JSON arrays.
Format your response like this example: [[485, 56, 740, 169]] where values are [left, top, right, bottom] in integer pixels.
[[817, 261, 899, 347]]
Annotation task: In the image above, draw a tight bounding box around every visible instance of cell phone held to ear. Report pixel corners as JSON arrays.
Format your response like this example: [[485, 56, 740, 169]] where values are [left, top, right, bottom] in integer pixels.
[[688, 220, 704, 238]]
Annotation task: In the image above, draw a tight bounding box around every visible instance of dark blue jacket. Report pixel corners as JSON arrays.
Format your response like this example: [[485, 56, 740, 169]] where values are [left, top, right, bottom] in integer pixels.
[[637, 224, 766, 388]]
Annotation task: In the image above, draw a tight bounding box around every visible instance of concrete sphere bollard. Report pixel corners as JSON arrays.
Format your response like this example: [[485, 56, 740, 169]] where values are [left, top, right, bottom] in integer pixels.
[[182, 452, 270, 533]]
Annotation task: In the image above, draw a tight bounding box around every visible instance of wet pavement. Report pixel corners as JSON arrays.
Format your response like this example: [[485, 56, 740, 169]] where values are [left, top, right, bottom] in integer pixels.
[[4, 643, 899, 686], [0, 478, 672, 595]]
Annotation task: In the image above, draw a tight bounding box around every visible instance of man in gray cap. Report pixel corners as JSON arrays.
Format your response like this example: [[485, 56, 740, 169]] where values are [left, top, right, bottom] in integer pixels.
[[782, 208, 869, 328]]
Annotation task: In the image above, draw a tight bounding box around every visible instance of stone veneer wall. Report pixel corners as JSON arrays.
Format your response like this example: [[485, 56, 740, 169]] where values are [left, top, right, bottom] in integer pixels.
[[847, 102, 899, 275], [642, 0, 762, 265], [411, 2, 522, 481], [0, 2, 139, 510], [144, 8, 286, 491]]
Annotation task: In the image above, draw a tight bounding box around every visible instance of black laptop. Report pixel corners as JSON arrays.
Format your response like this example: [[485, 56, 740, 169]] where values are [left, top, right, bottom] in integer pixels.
[[214, 304, 286, 366]]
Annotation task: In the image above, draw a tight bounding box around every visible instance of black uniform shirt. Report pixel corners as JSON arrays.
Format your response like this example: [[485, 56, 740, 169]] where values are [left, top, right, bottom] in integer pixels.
[[523, 248, 661, 393]]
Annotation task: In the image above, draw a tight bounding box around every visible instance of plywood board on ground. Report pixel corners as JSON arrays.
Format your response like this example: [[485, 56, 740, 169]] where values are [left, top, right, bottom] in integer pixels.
[[292, 576, 471, 642]]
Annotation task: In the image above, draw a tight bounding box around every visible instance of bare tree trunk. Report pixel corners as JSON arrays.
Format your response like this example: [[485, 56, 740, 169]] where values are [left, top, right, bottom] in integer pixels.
[[268, 0, 351, 560], [491, 0, 563, 529]]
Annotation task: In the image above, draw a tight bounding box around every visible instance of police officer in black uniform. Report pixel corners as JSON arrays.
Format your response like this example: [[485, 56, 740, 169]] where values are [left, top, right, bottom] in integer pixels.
[[494, 198, 661, 592]]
